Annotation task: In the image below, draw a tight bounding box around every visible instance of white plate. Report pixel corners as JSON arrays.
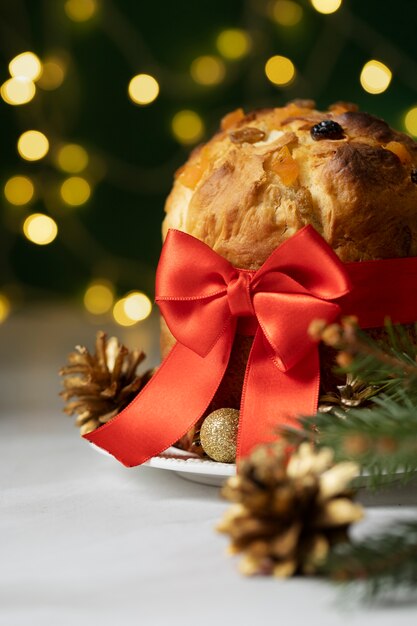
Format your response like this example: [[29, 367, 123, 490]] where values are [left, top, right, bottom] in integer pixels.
[[91, 444, 413, 488], [91, 444, 235, 487]]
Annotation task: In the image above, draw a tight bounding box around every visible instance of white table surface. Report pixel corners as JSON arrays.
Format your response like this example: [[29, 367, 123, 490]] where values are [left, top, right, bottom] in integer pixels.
[[1, 306, 417, 626]]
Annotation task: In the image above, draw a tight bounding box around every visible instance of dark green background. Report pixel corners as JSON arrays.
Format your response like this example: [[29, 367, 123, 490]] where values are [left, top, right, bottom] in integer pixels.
[[1, 0, 417, 307]]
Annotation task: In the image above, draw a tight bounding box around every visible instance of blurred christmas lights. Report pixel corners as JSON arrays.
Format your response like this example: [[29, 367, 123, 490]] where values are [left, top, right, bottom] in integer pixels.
[[0, 294, 11, 324], [1, 78, 36, 106], [360, 60, 392, 94], [190, 55, 226, 85], [60, 177, 91, 206], [112, 298, 134, 326], [84, 280, 114, 315], [123, 292, 152, 321], [128, 74, 159, 105], [172, 110, 204, 144], [17, 131, 49, 161], [270, 1, 303, 26], [112, 292, 152, 326], [23, 214, 58, 245], [64, 0, 98, 22], [265, 55, 296, 86], [38, 57, 66, 90], [310, 0, 342, 14], [9, 52, 42, 81], [216, 29, 251, 60], [404, 106, 417, 137], [4, 176, 35, 206], [0, 1, 416, 327], [56, 144, 89, 173]]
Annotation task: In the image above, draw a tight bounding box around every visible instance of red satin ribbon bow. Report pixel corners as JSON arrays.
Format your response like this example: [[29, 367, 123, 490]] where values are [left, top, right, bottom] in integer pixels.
[[85, 225, 417, 466]]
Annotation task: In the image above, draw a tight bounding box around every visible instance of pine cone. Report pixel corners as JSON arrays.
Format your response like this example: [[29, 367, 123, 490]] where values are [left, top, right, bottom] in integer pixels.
[[59, 331, 154, 435], [217, 442, 363, 577]]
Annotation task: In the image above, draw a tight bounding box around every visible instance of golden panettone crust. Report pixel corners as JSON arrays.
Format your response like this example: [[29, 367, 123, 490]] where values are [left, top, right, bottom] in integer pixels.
[[160, 102, 417, 424]]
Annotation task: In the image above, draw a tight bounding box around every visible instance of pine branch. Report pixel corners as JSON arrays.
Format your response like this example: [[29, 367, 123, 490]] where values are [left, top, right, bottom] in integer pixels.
[[311, 317, 417, 393], [280, 319, 417, 488], [322, 521, 417, 597], [286, 395, 417, 487]]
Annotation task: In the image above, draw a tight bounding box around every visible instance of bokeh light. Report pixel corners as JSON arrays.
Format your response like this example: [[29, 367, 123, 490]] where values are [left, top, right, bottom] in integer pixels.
[[123, 292, 152, 321], [310, 0, 342, 14], [1, 77, 36, 105], [64, 0, 98, 22], [360, 60, 392, 94], [271, 1, 304, 26], [4, 176, 35, 206], [9, 52, 42, 81], [60, 177, 91, 206], [38, 57, 66, 90], [17, 131, 49, 161], [128, 74, 159, 105], [216, 29, 251, 59], [404, 106, 417, 137], [265, 55, 296, 86], [84, 280, 114, 314], [23, 213, 58, 245], [190, 55, 226, 85], [56, 144, 89, 173], [172, 110, 204, 144], [112, 298, 136, 326], [0, 294, 11, 324]]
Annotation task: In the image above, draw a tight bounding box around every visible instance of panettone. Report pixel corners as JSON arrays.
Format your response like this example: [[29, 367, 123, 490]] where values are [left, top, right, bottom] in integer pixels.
[[161, 100, 417, 426]]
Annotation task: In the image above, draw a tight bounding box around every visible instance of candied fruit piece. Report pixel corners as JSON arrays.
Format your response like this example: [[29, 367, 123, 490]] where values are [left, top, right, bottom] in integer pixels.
[[178, 163, 205, 189], [270, 145, 299, 186], [384, 141, 412, 164], [221, 108, 245, 131]]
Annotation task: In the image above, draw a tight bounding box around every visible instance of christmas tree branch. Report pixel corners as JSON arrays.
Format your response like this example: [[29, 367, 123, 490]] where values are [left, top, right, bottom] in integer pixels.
[[281, 319, 417, 486], [321, 521, 417, 597], [287, 397, 417, 486]]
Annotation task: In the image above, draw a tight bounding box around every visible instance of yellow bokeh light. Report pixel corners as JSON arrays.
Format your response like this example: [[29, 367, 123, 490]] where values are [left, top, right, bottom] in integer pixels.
[[9, 52, 42, 81], [4, 176, 35, 206], [172, 110, 204, 144], [112, 298, 137, 327], [265, 55, 296, 86], [84, 280, 114, 315], [271, 0, 303, 26], [23, 213, 58, 245], [310, 0, 342, 14], [128, 73, 159, 105], [404, 107, 417, 138], [38, 57, 66, 90], [64, 0, 97, 22], [123, 292, 152, 322], [360, 60, 392, 95], [60, 176, 91, 206], [56, 144, 89, 173], [0, 294, 11, 324], [190, 55, 226, 86], [1, 77, 36, 105], [216, 29, 251, 60], [17, 130, 49, 161]]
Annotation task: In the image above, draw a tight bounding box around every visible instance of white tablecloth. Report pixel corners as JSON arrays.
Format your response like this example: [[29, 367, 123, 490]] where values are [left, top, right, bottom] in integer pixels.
[[1, 306, 417, 625]]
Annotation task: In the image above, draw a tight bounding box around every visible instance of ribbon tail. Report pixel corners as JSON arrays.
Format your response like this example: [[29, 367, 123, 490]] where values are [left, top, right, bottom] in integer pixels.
[[84, 323, 235, 466], [237, 330, 321, 460]]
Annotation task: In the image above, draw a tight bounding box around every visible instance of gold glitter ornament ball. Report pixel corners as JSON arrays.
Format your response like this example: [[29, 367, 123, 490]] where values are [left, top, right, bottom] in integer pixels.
[[200, 408, 239, 463]]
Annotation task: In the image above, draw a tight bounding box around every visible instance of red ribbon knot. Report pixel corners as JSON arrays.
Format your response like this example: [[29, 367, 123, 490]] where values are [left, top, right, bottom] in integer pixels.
[[227, 270, 255, 318], [84, 225, 417, 467]]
